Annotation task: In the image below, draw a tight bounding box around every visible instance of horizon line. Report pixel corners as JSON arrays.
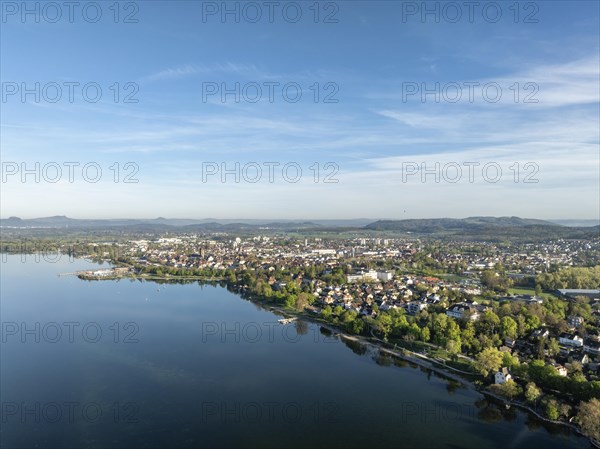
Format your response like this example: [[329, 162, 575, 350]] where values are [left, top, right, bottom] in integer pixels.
[[1, 215, 599, 222]]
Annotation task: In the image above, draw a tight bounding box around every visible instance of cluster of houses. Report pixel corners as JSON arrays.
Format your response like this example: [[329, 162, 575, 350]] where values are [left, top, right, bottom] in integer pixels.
[[82, 233, 600, 385], [495, 323, 600, 384], [311, 272, 484, 318], [101, 233, 596, 280]]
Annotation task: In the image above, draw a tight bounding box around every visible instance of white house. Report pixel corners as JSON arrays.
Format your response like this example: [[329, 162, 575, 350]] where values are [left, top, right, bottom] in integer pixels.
[[553, 364, 568, 377], [495, 367, 512, 384], [446, 303, 480, 321], [347, 270, 378, 283], [377, 271, 393, 282], [408, 302, 428, 315], [363, 270, 379, 281], [559, 332, 584, 347], [583, 339, 600, 356], [531, 328, 550, 339], [568, 315, 584, 329]]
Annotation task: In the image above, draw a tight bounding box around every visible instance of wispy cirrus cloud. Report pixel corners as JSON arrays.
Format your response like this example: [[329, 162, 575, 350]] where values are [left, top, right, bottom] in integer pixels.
[[491, 55, 600, 108], [142, 62, 274, 82], [367, 54, 600, 109]]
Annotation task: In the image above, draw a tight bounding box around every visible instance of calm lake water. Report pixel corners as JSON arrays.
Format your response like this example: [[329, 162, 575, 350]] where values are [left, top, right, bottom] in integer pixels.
[[0, 255, 590, 448]]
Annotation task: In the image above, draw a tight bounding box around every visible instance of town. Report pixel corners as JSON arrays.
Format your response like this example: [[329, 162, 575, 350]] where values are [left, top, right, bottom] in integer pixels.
[[4, 231, 600, 440]]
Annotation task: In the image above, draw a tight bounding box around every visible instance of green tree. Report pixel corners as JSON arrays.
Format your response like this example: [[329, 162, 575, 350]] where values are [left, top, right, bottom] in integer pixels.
[[350, 318, 365, 335], [501, 316, 518, 339], [390, 310, 409, 336], [340, 310, 358, 333], [432, 313, 449, 345], [461, 321, 477, 352], [528, 359, 559, 385], [502, 352, 519, 370], [295, 292, 311, 311], [446, 319, 461, 344], [476, 347, 504, 377], [446, 339, 461, 356], [255, 280, 273, 298], [479, 310, 500, 336], [544, 399, 559, 420], [375, 313, 393, 340], [525, 382, 541, 406], [283, 293, 297, 308], [407, 323, 421, 341], [516, 314, 527, 337], [547, 338, 560, 357], [577, 399, 600, 442], [491, 379, 521, 400]]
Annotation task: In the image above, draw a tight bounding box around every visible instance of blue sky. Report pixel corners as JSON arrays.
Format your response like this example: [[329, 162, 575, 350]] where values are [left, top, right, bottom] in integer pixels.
[[1, 0, 598, 220]]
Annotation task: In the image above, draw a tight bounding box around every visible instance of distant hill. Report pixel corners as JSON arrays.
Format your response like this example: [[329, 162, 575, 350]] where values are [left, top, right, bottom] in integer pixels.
[[365, 216, 557, 231], [548, 219, 600, 227], [0, 216, 322, 232], [0, 216, 371, 229], [364, 217, 599, 241], [1, 215, 598, 242]]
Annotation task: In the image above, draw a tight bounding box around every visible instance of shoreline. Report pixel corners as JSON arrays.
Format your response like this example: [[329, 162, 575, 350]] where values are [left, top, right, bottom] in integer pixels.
[[57, 258, 600, 446], [200, 287, 600, 448]]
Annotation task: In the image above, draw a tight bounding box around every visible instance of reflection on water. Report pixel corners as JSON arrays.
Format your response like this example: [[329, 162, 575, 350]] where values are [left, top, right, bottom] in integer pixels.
[[341, 336, 368, 356]]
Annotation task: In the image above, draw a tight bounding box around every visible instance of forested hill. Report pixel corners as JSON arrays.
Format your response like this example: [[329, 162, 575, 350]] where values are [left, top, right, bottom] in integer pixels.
[[364, 217, 600, 241], [1, 215, 598, 242]]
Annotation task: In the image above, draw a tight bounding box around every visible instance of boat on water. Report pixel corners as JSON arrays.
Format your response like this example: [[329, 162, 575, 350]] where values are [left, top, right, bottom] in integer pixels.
[[277, 317, 297, 325]]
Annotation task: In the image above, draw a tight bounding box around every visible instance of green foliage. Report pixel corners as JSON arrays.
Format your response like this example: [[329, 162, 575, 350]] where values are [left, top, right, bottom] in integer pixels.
[[475, 347, 503, 377], [543, 297, 568, 321], [481, 270, 512, 292], [525, 382, 541, 404], [502, 352, 519, 370], [478, 311, 500, 336], [432, 313, 449, 346], [446, 339, 461, 355], [375, 312, 393, 340], [546, 338, 560, 357], [577, 399, 600, 442], [544, 398, 560, 420], [446, 319, 461, 343], [407, 323, 421, 341], [349, 317, 365, 335], [536, 266, 600, 290], [284, 294, 297, 308], [501, 316, 518, 339], [294, 293, 312, 311], [529, 360, 600, 402], [420, 326, 431, 342], [569, 297, 593, 321], [460, 321, 477, 353], [491, 379, 521, 400]]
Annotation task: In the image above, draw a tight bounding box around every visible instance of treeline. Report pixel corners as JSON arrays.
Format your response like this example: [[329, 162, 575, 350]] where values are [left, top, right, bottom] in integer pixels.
[[491, 355, 600, 402], [139, 264, 233, 280], [536, 266, 600, 290], [525, 360, 600, 402], [236, 268, 317, 310]]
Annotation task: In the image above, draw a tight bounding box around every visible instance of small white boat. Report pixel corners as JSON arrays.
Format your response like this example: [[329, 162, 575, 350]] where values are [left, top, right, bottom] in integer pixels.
[[277, 317, 297, 325]]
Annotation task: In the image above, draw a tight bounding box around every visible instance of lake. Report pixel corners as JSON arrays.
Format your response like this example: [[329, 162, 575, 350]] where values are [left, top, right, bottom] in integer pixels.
[[0, 255, 590, 448]]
